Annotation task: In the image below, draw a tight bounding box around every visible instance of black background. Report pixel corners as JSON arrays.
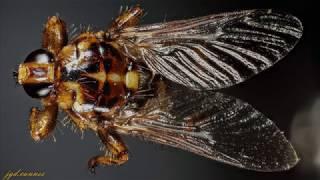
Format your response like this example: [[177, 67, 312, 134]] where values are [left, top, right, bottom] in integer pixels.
[[0, 0, 319, 179]]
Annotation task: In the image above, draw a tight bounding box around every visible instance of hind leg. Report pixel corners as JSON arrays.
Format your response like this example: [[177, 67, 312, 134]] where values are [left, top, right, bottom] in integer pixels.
[[88, 127, 128, 173], [107, 5, 144, 35]]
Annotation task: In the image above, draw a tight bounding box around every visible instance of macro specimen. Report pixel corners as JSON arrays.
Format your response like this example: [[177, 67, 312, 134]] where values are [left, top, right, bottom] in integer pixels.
[[15, 5, 303, 172]]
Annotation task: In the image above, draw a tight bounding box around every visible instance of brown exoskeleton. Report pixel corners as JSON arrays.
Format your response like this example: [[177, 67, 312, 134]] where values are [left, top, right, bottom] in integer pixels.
[[16, 5, 303, 172]]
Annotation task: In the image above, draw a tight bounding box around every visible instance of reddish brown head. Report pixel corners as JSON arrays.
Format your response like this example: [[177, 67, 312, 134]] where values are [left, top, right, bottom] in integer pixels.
[[17, 49, 55, 98], [16, 16, 67, 99]]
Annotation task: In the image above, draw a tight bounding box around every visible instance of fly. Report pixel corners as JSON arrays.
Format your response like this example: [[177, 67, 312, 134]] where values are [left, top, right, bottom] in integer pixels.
[[15, 5, 303, 173]]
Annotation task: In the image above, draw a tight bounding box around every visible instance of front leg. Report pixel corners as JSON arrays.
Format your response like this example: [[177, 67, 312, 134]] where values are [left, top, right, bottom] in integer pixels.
[[42, 16, 68, 56], [29, 96, 58, 141], [88, 127, 129, 173]]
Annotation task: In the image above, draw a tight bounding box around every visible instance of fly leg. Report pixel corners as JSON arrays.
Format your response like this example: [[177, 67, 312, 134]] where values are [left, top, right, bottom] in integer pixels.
[[29, 95, 58, 141], [106, 5, 144, 36], [88, 127, 129, 173], [65, 110, 98, 131], [42, 15, 68, 56], [57, 82, 98, 131]]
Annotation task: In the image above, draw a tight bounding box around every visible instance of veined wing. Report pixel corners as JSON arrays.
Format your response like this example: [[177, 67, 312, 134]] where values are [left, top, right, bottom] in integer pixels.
[[114, 82, 298, 171], [114, 9, 303, 90]]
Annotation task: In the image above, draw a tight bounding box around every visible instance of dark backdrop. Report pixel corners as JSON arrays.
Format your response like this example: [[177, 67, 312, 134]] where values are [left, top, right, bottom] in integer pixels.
[[0, 0, 319, 179]]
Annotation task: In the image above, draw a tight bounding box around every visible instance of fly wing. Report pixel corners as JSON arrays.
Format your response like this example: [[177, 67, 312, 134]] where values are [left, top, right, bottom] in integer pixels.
[[114, 82, 298, 171], [115, 9, 303, 90]]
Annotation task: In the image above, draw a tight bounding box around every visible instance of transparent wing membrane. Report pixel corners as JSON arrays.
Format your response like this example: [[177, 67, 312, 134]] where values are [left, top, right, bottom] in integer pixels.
[[117, 9, 303, 90], [115, 82, 299, 171]]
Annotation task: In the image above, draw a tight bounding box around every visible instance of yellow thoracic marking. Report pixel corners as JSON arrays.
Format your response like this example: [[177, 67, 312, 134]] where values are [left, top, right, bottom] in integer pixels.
[[84, 71, 107, 82], [84, 72, 124, 83], [78, 41, 92, 51], [57, 82, 83, 110], [125, 71, 139, 90], [81, 71, 139, 89], [76, 33, 98, 51], [57, 90, 73, 110], [107, 73, 122, 83]]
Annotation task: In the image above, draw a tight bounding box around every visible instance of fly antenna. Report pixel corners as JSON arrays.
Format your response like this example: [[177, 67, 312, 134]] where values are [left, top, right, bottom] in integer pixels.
[[12, 70, 18, 79], [12, 68, 19, 85]]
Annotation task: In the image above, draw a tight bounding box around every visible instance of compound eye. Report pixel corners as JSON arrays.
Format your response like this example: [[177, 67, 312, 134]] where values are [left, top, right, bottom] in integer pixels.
[[23, 83, 53, 98], [24, 49, 54, 64]]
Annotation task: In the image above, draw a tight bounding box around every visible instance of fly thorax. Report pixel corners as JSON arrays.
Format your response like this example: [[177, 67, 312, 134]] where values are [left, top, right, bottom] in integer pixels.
[[58, 33, 141, 113]]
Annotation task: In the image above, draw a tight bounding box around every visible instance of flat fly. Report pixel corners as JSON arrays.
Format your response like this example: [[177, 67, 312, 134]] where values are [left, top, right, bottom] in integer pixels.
[[15, 5, 303, 172]]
